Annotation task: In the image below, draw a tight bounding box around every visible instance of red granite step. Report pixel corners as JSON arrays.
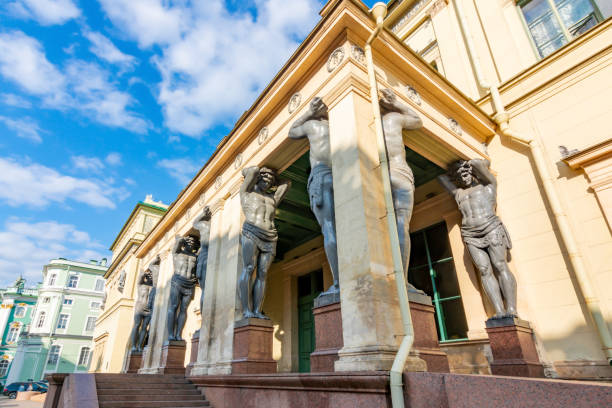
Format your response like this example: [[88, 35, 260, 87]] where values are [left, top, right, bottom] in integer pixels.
[[98, 393, 204, 402], [98, 401, 209, 408], [96, 387, 201, 396]]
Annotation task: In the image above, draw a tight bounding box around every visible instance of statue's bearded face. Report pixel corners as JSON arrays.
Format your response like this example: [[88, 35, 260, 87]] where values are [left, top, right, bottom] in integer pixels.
[[456, 162, 473, 187], [183, 236, 198, 252], [258, 170, 275, 191]]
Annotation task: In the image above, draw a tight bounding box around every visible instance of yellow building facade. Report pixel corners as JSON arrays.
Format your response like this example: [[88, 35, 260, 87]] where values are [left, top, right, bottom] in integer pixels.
[[96, 0, 612, 381]]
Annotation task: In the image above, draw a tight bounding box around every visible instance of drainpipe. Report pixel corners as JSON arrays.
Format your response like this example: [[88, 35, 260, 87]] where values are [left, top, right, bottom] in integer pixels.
[[365, 3, 416, 407], [451, 0, 612, 363]]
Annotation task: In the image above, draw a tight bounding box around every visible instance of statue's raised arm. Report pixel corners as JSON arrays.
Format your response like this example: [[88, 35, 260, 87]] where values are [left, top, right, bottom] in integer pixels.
[[241, 166, 260, 196], [380, 88, 422, 130], [274, 179, 291, 205], [469, 159, 496, 188], [288, 97, 326, 139]]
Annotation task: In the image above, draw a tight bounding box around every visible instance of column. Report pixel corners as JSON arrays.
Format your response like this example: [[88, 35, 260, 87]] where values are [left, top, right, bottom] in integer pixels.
[[328, 87, 405, 371]]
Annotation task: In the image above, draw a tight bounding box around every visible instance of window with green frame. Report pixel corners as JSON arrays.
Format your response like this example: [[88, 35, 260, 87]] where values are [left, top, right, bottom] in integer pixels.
[[518, 0, 604, 58], [408, 222, 468, 342]]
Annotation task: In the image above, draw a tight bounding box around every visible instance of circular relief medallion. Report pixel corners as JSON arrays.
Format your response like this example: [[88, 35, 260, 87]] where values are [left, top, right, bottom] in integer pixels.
[[326, 46, 345, 72], [288, 93, 301, 114], [405, 85, 422, 106], [449, 118, 462, 135], [257, 127, 269, 145], [234, 153, 243, 169], [351, 44, 365, 64], [215, 176, 222, 189]]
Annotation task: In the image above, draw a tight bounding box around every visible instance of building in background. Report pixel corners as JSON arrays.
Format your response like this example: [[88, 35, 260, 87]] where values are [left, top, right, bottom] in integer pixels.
[[5, 258, 107, 383], [0, 278, 39, 385], [91, 196, 168, 373]]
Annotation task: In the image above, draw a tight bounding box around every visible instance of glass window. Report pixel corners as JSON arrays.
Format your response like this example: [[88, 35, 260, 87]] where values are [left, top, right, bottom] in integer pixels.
[[14, 306, 26, 318], [520, 0, 602, 57], [408, 222, 468, 341], [78, 347, 92, 367], [0, 360, 9, 377], [404, 18, 445, 74], [56, 314, 69, 330], [42, 297, 50, 304], [67, 275, 78, 289], [63, 298, 73, 306], [90, 301, 101, 310], [47, 345, 60, 366], [36, 312, 46, 328], [85, 316, 96, 332], [94, 279, 104, 292], [6, 327, 20, 343], [48, 274, 56, 286]]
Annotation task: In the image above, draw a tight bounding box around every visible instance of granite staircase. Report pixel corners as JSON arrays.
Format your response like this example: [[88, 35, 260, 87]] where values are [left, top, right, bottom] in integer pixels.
[[95, 374, 211, 408]]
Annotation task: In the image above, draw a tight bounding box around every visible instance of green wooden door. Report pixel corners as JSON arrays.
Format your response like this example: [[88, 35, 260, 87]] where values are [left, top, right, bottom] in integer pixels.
[[297, 270, 323, 373]]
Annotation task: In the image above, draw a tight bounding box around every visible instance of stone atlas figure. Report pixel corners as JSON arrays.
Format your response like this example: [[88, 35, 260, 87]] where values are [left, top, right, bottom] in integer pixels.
[[288, 97, 339, 295], [438, 159, 518, 318], [167, 234, 199, 341], [193, 206, 212, 312], [239, 166, 290, 319], [379, 88, 423, 283], [130, 255, 159, 352]]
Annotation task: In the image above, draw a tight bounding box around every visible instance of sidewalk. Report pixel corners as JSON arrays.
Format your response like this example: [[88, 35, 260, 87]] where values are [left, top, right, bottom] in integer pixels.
[[0, 396, 42, 407]]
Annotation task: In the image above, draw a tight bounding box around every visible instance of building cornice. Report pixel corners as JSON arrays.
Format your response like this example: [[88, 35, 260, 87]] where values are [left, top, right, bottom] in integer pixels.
[[562, 139, 612, 170], [109, 202, 167, 251]]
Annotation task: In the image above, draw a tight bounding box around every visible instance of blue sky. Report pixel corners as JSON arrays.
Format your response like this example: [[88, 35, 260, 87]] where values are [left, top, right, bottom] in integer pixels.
[[0, 0, 382, 286]]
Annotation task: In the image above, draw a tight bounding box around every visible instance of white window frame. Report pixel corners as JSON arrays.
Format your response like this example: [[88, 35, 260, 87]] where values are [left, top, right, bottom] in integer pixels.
[[47, 273, 57, 287], [66, 274, 79, 289], [56, 313, 70, 331], [14, 305, 26, 318], [84, 316, 97, 333], [36, 311, 46, 329], [76, 346, 92, 369], [94, 278, 105, 292], [90, 301, 101, 310], [42, 297, 51, 304], [62, 298, 74, 307], [0, 360, 9, 377], [6, 325, 20, 343], [45, 344, 62, 372]]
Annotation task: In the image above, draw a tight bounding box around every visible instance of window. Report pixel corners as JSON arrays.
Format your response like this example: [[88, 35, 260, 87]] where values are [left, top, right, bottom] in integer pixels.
[[48, 274, 56, 286], [42, 297, 50, 304], [85, 316, 96, 332], [56, 314, 69, 330], [36, 312, 46, 328], [63, 298, 73, 306], [67, 275, 79, 289], [408, 222, 468, 342], [47, 345, 61, 367], [519, 0, 603, 57], [0, 360, 9, 377], [14, 306, 26, 318], [94, 279, 105, 292], [6, 327, 20, 343], [77, 347, 92, 367], [404, 18, 444, 74], [90, 301, 101, 310]]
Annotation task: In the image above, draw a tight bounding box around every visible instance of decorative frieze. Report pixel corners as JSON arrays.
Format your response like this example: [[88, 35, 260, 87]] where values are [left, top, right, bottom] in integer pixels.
[[215, 176, 222, 190], [288, 93, 301, 114], [405, 85, 422, 106], [257, 127, 269, 145], [326, 46, 345, 72], [351, 44, 365, 64], [449, 118, 462, 135], [234, 153, 243, 169]]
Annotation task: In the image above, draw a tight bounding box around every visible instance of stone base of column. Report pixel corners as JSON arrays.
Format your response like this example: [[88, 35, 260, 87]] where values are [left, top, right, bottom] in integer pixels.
[[159, 340, 187, 375], [334, 345, 426, 372], [485, 317, 544, 378], [408, 291, 449, 373], [126, 351, 143, 374], [231, 318, 277, 374], [311, 293, 343, 372], [185, 330, 200, 376]]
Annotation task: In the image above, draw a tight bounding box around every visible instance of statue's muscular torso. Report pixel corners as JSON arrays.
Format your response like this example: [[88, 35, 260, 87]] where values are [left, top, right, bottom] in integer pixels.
[[173, 250, 197, 280], [455, 184, 497, 228], [241, 191, 277, 232], [383, 111, 413, 190], [302, 119, 331, 169]]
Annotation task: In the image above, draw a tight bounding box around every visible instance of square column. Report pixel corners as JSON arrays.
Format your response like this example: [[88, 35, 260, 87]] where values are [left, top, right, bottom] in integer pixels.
[[328, 87, 405, 371]]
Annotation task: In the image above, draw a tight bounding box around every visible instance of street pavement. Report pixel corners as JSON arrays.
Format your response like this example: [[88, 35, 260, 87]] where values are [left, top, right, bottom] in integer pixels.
[[0, 396, 42, 407]]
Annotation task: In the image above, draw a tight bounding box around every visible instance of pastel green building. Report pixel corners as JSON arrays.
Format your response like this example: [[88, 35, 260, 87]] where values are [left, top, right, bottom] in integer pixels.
[[0, 278, 39, 386], [6, 258, 107, 383]]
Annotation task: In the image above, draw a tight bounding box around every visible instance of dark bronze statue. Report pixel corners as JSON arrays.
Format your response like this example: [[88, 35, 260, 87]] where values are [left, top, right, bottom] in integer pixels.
[[239, 166, 290, 319], [130, 255, 159, 351], [380, 89, 423, 283], [288, 97, 339, 295], [193, 207, 212, 311], [438, 159, 518, 318], [167, 235, 199, 341]]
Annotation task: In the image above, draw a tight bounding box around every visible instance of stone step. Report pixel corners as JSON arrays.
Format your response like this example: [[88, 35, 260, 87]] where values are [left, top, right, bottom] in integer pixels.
[[98, 393, 203, 402], [97, 388, 201, 396], [97, 382, 196, 390], [98, 401, 210, 408], [96, 377, 190, 384]]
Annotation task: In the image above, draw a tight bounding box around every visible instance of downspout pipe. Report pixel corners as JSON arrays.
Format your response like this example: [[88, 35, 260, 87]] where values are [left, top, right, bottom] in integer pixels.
[[451, 0, 612, 363], [365, 3, 417, 407]]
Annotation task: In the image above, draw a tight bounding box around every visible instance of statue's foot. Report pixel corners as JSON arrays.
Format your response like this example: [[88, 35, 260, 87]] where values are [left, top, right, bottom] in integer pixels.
[[175, 336, 183, 342], [321, 284, 340, 295], [243, 311, 255, 319], [253, 312, 269, 320], [491, 313, 506, 320], [407, 283, 426, 295]]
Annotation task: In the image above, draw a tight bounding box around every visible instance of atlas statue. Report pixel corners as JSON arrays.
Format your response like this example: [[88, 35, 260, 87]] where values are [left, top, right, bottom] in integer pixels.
[[167, 234, 199, 341], [130, 255, 160, 352]]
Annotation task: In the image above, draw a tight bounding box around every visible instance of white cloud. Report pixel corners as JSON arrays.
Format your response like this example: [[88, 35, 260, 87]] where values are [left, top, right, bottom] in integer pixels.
[[0, 219, 108, 285], [83, 29, 136, 70], [0, 31, 149, 134], [0, 116, 43, 143], [157, 158, 200, 185], [0, 93, 32, 108], [98, 0, 320, 137], [70, 155, 105, 172], [6, 0, 80, 25], [105, 152, 122, 166], [0, 157, 127, 208]]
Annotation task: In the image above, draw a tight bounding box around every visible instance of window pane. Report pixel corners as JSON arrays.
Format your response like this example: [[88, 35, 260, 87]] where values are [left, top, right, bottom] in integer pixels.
[[439, 298, 468, 340], [425, 223, 452, 261], [434, 261, 462, 299], [522, 0, 553, 23], [555, 0, 596, 28], [529, 12, 565, 46], [539, 35, 568, 57], [405, 19, 436, 55]]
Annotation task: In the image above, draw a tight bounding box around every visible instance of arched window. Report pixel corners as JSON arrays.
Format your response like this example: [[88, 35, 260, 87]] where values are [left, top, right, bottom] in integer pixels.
[[14, 306, 26, 318], [6, 326, 20, 343], [0, 360, 9, 377], [78, 347, 91, 367], [47, 345, 61, 366], [36, 311, 46, 328]]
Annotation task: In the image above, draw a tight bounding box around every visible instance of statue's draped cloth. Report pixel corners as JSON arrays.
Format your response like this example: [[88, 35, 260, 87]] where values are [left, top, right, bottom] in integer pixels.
[[461, 214, 512, 251], [170, 274, 197, 298], [241, 222, 278, 254], [389, 164, 414, 210], [307, 164, 332, 209]]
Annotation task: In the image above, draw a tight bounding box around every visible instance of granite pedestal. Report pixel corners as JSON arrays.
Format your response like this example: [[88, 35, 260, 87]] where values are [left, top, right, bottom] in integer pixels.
[[485, 316, 544, 377], [408, 291, 450, 372], [185, 330, 200, 376], [310, 291, 343, 372], [231, 317, 277, 374], [126, 350, 143, 374], [159, 340, 187, 375]]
